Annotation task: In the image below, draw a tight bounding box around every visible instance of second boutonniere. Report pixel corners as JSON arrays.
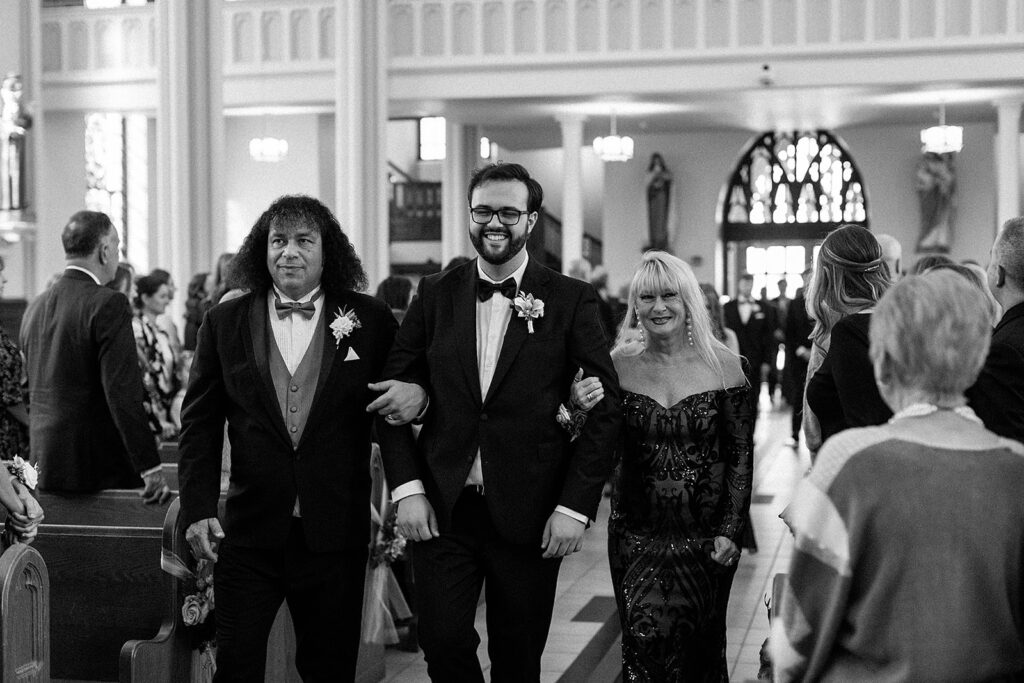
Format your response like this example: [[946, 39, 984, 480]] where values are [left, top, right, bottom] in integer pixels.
[[330, 307, 362, 347], [512, 292, 544, 333]]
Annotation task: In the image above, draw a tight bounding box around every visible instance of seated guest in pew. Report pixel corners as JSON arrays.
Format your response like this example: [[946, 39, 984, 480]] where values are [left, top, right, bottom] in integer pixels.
[[19, 210, 171, 503], [178, 195, 398, 681], [967, 216, 1024, 442], [773, 270, 1024, 681]]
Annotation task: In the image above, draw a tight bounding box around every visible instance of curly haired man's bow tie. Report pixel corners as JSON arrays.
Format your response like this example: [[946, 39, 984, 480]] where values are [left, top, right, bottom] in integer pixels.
[[477, 278, 517, 302], [274, 290, 322, 319]]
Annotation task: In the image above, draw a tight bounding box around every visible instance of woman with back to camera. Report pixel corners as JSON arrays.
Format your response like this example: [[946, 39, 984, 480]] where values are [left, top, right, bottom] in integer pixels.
[[773, 270, 1024, 681], [578, 251, 753, 680], [132, 273, 184, 440], [803, 225, 893, 457]]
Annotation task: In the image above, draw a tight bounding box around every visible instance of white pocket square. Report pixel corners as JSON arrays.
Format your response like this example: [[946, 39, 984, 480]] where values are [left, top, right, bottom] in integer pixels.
[[344, 347, 360, 361]]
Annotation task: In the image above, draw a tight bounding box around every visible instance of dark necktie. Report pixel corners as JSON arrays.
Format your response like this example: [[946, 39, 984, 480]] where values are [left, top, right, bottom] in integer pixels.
[[274, 290, 322, 319], [477, 277, 517, 302]]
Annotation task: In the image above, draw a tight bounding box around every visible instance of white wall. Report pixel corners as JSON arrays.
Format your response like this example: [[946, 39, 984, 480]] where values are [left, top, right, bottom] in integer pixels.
[[223, 114, 324, 250], [840, 121, 997, 269], [601, 130, 751, 296], [38, 111, 88, 291], [598, 123, 1001, 299]]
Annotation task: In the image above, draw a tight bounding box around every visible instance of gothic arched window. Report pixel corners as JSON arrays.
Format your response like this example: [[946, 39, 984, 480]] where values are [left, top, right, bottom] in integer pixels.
[[721, 130, 868, 242]]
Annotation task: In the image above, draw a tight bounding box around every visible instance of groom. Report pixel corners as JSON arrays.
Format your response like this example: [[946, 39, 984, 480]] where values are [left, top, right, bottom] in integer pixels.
[[374, 162, 621, 681], [178, 195, 398, 681]]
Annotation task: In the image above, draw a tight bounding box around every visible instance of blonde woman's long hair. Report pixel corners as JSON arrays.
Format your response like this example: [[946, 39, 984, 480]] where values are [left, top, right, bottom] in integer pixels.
[[806, 224, 892, 343], [614, 251, 734, 386]]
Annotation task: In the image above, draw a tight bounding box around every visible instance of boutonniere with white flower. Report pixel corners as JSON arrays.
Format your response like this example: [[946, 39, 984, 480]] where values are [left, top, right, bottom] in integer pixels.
[[2, 456, 38, 490], [512, 292, 545, 334], [329, 307, 362, 347]]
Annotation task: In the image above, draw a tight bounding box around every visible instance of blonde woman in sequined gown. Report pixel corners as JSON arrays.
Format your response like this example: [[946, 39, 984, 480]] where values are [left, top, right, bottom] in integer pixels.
[[579, 251, 753, 681]]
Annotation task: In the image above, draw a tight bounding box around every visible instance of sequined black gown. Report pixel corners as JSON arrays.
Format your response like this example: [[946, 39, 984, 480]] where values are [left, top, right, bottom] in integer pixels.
[[609, 385, 753, 682]]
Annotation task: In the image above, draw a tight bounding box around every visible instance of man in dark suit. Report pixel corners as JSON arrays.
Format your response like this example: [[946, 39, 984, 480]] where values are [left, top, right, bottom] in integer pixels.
[[372, 163, 621, 681], [178, 196, 398, 681], [967, 216, 1024, 442], [783, 267, 815, 446], [723, 272, 775, 422], [20, 210, 169, 501]]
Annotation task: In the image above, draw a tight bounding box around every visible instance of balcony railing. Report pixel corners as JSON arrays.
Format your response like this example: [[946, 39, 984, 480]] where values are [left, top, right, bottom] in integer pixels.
[[40, 0, 1023, 89], [387, 0, 1024, 67], [40, 4, 156, 81]]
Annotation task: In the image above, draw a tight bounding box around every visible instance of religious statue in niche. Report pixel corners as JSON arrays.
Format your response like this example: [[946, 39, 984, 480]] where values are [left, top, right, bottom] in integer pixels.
[[646, 152, 672, 250], [0, 74, 32, 212], [915, 152, 956, 253]]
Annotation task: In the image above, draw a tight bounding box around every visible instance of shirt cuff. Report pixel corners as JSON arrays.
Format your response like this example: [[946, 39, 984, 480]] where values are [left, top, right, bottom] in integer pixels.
[[140, 465, 163, 478], [392, 480, 426, 502], [554, 505, 589, 525], [413, 395, 430, 424]]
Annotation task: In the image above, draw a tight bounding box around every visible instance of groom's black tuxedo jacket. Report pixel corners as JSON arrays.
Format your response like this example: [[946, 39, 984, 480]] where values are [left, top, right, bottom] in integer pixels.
[[178, 289, 397, 552], [378, 259, 621, 545]]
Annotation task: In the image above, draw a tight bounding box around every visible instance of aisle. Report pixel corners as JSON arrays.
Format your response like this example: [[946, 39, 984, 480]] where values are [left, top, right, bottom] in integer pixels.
[[383, 399, 808, 682]]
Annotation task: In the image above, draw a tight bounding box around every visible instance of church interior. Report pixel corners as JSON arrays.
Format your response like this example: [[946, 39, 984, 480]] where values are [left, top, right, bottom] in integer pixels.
[[1, 0, 1022, 681]]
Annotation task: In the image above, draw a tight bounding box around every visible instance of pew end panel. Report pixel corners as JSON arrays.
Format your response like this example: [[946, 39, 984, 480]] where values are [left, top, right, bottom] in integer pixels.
[[35, 490, 168, 682], [0, 542, 49, 683], [119, 497, 191, 683]]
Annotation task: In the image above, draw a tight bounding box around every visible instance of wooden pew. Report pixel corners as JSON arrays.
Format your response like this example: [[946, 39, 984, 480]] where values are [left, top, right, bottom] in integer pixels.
[[0, 541, 49, 682], [33, 489, 168, 682]]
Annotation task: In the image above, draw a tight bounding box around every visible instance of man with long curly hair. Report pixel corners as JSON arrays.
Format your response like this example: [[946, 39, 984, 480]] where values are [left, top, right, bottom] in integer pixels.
[[178, 195, 398, 681]]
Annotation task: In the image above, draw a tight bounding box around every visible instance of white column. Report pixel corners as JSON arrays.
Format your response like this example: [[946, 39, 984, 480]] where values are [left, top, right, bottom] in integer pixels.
[[441, 120, 468, 267], [995, 98, 1023, 231], [557, 114, 586, 275], [334, 0, 388, 290], [156, 0, 223, 319]]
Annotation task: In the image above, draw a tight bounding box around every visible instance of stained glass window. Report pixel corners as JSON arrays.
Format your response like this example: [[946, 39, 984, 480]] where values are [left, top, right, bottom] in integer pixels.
[[722, 130, 868, 242], [85, 113, 126, 249], [85, 112, 148, 265]]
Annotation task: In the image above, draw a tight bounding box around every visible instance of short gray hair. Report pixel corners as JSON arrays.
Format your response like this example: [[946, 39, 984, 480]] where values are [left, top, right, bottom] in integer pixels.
[[995, 216, 1024, 285], [870, 270, 991, 398]]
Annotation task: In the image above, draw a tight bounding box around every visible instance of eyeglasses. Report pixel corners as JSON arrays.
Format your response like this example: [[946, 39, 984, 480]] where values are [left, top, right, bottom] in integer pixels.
[[469, 207, 529, 226]]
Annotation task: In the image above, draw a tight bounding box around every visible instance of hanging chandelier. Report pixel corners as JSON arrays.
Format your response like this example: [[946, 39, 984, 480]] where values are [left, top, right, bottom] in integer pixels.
[[593, 113, 634, 162], [920, 103, 963, 155]]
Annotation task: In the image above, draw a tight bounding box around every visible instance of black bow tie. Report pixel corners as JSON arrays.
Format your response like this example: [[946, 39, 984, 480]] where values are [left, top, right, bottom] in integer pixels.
[[477, 277, 517, 302], [275, 291, 321, 320]]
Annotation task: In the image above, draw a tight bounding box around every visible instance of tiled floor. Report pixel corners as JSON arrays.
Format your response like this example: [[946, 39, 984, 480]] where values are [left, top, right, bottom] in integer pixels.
[[384, 397, 807, 682]]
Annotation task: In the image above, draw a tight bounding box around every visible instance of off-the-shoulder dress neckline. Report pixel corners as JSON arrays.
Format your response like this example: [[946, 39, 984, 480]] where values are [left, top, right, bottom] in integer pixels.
[[621, 385, 744, 411]]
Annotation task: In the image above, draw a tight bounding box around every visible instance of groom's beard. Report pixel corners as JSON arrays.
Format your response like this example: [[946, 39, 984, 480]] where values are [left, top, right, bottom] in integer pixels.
[[470, 227, 530, 266]]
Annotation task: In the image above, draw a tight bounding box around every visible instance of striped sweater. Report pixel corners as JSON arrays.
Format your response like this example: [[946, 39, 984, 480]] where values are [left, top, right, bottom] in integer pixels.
[[772, 410, 1024, 682]]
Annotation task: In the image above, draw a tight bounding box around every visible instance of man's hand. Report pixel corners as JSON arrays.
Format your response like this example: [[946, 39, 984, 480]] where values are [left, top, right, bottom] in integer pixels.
[[394, 494, 438, 542], [7, 479, 43, 543], [541, 511, 585, 559], [366, 380, 427, 426], [140, 469, 173, 505], [186, 517, 225, 561]]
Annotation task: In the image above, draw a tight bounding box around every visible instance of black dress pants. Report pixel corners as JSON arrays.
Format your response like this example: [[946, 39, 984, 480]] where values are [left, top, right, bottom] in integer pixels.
[[413, 488, 563, 683], [212, 518, 367, 682]]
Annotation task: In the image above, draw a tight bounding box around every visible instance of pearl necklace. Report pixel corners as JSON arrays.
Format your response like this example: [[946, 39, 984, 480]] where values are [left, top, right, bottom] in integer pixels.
[[889, 402, 983, 425]]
